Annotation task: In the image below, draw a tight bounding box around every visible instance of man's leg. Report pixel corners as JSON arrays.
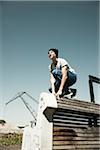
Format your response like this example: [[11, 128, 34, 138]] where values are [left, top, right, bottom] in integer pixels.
[[62, 71, 77, 97], [49, 79, 61, 93], [70, 88, 77, 98]]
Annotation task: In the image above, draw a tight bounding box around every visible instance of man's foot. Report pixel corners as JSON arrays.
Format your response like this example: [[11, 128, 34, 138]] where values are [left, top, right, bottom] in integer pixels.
[[60, 89, 71, 98], [70, 88, 77, 98], [63, 88, 77, 98]]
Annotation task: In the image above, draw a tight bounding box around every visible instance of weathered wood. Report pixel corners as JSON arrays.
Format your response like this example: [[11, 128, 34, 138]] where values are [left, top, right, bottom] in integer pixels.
[[53, 144, 100, 149], [53, 132, 99, 137], [53, 126, 99, 133], [53, 116, 88, 123], [55, 110, 100, 119], [53, 98, 100, 150], [53, 136, 99, 141], [53, 140, 100, 145], [54, 122, 89, 128], [54, 114, 90, 121], [57, 98, 100, 115]]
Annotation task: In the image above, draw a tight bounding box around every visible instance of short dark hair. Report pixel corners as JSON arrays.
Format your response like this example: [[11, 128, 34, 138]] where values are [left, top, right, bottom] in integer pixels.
[[48, 48, 59, 58]]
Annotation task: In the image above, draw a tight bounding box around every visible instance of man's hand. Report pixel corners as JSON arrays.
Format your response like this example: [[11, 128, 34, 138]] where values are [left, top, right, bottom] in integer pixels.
[[55, 89, 62, 99]]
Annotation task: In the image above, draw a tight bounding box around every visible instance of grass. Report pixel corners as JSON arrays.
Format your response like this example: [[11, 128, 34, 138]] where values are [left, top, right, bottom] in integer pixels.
[[0, 133, 23, 146]]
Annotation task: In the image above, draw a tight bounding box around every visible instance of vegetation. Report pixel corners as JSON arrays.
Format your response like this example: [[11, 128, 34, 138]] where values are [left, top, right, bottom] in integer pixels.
[[0, 133, 23, 146], [0, 120, 6, 125]]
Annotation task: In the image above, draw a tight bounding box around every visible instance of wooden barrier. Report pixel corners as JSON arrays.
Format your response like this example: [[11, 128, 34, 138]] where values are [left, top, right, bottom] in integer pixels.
[[53, 98, 100, 150]]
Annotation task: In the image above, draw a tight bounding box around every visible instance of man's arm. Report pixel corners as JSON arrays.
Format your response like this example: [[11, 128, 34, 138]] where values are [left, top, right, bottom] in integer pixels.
[[50, 73, 56, 94], [56, 65, 68, 96]]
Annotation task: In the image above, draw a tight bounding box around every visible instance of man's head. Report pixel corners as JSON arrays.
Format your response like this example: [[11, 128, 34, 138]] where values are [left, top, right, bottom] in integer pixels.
[[48, 48, 59, 58]]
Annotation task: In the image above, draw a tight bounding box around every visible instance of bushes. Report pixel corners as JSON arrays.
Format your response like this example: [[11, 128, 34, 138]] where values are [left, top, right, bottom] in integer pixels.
[[0, 133, 23, 146], [0, 120, 6, 126]]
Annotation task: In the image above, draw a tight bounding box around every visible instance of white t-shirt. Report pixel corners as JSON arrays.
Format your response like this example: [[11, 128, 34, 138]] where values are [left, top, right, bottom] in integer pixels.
[[49, 58, 76, 74]]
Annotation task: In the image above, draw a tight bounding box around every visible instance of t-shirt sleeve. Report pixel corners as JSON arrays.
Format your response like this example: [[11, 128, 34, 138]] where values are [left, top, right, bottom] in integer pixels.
[[60, 58, 68, 67]]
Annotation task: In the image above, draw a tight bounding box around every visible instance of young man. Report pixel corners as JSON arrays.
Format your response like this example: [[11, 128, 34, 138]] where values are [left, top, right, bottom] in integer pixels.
[[48, 48, 77, 98]]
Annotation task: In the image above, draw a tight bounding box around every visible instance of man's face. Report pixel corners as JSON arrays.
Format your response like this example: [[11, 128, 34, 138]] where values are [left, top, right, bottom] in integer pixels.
[[48, 50, 56, 60]]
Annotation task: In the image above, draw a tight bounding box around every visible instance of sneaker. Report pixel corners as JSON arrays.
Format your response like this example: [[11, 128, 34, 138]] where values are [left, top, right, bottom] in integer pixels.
[[63, 88, 77, 98], [55, 89, 70, 98], [70, 88, 77, 98], [60, 89, 72, 98], [63, 91, 73, 98]]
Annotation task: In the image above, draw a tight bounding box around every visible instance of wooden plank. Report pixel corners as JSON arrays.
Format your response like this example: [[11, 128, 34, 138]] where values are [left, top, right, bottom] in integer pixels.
[[53, 132, 100, 137], [68, 149, 99, 150], [57, 99, 100, 115], [58, 98, 100, 110], [53, 149, 99, 150], [72, 144, 100, 148], [53, 118, 88, 125], [53, 140, 100, 145], [53, 122, 91, 128], [53, 114, 89, 122], [54, 110, 100, 119], [53, 145, 75, 149], [53, 136, 99, 141], [57, 104, 99, 115], [53, 144, 100, 149], [53, 126, 100, 134]]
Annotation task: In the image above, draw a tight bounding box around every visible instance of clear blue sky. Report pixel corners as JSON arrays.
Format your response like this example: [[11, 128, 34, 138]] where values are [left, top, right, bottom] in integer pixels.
[[0, 1, 99, 125]]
